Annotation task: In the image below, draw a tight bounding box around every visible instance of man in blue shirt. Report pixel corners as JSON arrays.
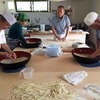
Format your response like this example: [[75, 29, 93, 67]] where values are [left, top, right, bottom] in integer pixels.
[[51, 5, 71, 41]]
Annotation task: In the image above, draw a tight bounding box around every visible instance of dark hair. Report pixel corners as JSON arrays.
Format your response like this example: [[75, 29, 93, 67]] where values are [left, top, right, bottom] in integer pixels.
[[58, 5, 65, 9], [17, 18, 30, 22], [0, 15, 7, 22], [27, 19, 30, 22]]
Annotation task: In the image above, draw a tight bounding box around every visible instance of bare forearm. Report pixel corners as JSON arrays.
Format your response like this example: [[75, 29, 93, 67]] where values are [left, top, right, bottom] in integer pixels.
[[2, 43, 12, 53], [89, 48, 100, 58], [0, 52, 4, 56], [65, 26, 70, 37], [96, 40, 99, 49], [52, 27, 58, 38]]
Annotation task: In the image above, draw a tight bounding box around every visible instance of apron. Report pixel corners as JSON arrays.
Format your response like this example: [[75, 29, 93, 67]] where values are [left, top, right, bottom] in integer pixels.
[[6, 37, 20, 50]]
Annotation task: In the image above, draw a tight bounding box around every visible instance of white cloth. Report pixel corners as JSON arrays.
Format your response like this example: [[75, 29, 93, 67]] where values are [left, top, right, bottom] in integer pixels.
[[62, 71, 88, 85], [0, 30, 6, 44], [1, 10, 16, 25], [54, 34, 66, 39]]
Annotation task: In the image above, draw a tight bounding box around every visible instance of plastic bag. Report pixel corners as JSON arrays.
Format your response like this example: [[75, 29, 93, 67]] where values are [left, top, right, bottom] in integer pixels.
[[46, 44, 61, 57]]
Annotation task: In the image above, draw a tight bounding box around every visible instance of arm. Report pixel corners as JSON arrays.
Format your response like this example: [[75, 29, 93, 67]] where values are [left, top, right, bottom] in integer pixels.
[[51, 27, 62, 40], [1, 43, 16, 59], [0, 52, 15, 59], [62, 15, 71, 41], [96, 40, 99, 50], [62, 26, 70, 41], [16, 25, 29, 43], [89, 48, 100, 58], [96, 30, 100, 49]]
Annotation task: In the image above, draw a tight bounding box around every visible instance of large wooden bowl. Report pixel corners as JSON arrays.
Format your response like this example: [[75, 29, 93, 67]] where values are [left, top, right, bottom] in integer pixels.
[[72, 48, 99, 64], [20, 38, 42, 48], [0, 51, 31, 69]]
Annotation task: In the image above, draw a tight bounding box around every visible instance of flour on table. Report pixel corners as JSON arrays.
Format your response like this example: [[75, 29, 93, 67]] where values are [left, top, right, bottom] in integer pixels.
[[83, 84, 100, 99]]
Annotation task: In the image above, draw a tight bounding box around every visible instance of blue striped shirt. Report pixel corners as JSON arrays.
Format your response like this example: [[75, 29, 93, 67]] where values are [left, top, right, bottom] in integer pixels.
[[51, 14, 71, 35]]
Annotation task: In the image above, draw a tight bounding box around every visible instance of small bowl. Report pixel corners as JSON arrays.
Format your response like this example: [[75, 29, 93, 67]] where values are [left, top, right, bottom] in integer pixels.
[[21, 38, 42, 48], [72, 48, 100, 64], [0, 51, 31, 69]]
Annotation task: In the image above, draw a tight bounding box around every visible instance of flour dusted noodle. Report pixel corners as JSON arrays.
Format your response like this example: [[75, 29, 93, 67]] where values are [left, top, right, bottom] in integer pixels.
[[74, 53, 90, 58], [1, 57, 27, 64], [9, 81, 80, 100]]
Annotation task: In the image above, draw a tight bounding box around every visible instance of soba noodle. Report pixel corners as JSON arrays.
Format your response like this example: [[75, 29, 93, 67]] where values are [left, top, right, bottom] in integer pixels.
[[1, 57, 27, 64], [74, 53, 90, 57]]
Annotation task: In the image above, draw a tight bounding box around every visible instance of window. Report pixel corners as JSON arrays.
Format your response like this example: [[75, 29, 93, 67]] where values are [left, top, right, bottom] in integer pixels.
[[16, 1, 31, 11], [8, 1, 15, 10], [15, 0, 51, 12]]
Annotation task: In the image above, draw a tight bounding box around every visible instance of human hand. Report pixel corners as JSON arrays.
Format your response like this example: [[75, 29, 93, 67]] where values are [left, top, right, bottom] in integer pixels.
[[62, 37, 67, 41], [57, 36, 62, 41], [2, 52, 16, 59], [88, 49, 100, 58], [26, 40, 30, 43], [9, 51, 17, 59]]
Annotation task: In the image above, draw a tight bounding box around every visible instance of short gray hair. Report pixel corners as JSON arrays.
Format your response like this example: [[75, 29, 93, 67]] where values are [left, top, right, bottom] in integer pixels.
[[0, 15, 7, 22], [58, 5, 65, 9]]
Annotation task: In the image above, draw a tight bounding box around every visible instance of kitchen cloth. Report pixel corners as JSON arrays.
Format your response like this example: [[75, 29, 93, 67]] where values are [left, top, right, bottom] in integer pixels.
[[62, 71, 88, 85]]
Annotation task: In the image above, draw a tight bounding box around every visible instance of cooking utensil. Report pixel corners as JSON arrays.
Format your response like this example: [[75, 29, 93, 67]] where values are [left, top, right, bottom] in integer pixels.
[[0, 51, 31, 69], [72, 48, 100, 64], [20, 38, 42, 48]]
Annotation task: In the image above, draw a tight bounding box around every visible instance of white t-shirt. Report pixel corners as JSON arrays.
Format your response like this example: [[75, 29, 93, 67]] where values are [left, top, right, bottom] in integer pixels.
[[0, 30, 6, 49]]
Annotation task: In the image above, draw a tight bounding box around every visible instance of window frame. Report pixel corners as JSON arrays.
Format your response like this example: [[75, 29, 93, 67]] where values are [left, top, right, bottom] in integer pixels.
[[14, 0, 51, 12]]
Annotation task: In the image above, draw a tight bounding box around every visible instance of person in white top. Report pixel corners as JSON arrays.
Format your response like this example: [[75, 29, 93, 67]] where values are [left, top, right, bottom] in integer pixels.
[[0, 10, 16, 59]]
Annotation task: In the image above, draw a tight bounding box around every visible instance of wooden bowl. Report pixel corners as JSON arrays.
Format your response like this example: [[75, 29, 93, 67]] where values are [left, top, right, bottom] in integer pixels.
[[21, 38, 42, 48], [72, 48, 99, 64], [0, 51, 31, 69]]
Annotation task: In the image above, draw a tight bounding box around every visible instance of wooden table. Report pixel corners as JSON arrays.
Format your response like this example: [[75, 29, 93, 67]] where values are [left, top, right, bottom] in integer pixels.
[[24, 31, 88, 35], [0, 39, 99, 100], [24, 31, 89, 43], [0, 54, 100, 100]]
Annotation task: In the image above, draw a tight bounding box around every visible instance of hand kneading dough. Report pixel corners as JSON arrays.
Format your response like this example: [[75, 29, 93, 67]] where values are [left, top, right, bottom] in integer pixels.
[[1, 57, 27, 64]]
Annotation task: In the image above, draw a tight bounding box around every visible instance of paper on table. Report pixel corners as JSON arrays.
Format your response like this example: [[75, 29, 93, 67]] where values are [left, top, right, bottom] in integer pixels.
[[62, 71, 88, 85], [31, 48, 46, 55]]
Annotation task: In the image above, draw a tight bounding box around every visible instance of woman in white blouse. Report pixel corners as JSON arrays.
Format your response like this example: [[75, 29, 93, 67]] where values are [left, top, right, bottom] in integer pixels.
[[0, 10, 16, 59]]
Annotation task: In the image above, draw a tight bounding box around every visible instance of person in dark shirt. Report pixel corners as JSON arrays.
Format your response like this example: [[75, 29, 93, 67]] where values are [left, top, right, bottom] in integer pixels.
[[6, 13, 30, 50], [84, 12, 100, 58]]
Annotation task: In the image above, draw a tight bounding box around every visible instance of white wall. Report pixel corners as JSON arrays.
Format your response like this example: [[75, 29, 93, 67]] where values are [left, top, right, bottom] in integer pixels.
[[90, 0, 100, 14], [26, 0, 90, 25], [0, 0, 8, 13], [1, 0, 90, 26], [26, 1, 71, 25], [71, 0, 90, 24], [26, 12, 53, 25]]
